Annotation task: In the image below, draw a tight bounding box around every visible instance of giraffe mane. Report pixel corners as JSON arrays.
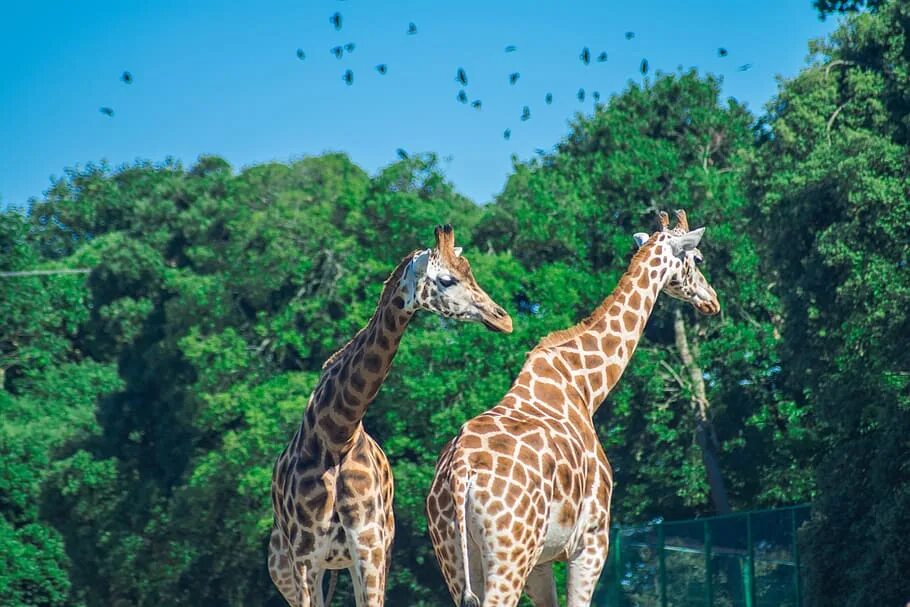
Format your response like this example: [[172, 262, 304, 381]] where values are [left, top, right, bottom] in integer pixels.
[[529, 237, 657, 354], [321, 250, 420, 370]]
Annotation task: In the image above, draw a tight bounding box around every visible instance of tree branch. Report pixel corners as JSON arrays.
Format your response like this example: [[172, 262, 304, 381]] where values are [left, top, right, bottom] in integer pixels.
[[824, 59, 856, 80], [673, 307, 731, 514], [826, 103, 847, 144]]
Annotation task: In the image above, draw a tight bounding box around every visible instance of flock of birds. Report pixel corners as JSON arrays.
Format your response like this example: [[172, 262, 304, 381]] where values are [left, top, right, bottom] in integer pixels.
[[99, 10, 754, 148]]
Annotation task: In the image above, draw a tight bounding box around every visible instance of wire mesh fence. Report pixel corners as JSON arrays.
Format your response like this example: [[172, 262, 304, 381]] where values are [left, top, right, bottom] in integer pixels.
[[594, 504, 811, 607]]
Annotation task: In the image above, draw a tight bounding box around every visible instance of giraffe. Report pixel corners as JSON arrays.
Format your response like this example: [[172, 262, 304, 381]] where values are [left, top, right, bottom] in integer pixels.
[[426, 210, 720, 607], [269, 224, 513, 607]]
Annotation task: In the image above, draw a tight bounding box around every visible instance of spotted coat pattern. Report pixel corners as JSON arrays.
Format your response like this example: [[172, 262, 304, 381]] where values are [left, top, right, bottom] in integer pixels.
[[426, 211, 720, 607], [269, 226, 512, 607]]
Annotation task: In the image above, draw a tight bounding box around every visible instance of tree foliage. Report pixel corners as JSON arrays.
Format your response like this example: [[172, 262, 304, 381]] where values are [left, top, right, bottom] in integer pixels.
[[0, 3, 907, 605], [750, 2, 910, 604], [815, 0, 886, 18]]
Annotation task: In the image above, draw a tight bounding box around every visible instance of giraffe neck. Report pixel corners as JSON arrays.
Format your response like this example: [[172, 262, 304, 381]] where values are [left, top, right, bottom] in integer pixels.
[[300, 253, 420, 454], [528, 239, 673, 418]]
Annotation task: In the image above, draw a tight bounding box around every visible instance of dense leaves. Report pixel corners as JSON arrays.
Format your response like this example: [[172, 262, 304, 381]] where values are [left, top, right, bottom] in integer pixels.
[[815, 0, 886, 17], [0, 3, 906, 606], [750, 2, 910, 605]]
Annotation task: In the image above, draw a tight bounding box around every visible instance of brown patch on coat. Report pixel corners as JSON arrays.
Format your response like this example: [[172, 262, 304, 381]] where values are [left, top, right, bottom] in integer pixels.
[[530, 238, 658, 352]]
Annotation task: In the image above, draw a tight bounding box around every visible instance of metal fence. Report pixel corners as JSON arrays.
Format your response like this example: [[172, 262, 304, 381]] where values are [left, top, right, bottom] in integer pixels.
[[594, 504, 811, 607]]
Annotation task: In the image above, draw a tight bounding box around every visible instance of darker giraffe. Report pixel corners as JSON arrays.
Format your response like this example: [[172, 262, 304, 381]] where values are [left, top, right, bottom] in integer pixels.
[[270, 225, 512, 606], [426, 210, 719, 607]]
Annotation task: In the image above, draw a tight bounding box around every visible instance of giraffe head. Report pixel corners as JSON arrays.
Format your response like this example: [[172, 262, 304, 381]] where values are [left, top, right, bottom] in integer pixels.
[[633, 209, 720, 315], [404, 224, 513, 333]]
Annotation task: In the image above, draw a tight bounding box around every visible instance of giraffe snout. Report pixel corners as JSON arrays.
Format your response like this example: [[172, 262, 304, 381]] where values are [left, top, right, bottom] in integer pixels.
[[477, 302, 513, 333], [693, 285, 720, 315]]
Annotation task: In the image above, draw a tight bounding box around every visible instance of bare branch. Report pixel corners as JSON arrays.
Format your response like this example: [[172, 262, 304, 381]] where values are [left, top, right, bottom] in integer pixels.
[[824, 59, 856, 80], [659, 359, 690, 395], [674, 307, 731, 513], [826, 103, 847, 144]]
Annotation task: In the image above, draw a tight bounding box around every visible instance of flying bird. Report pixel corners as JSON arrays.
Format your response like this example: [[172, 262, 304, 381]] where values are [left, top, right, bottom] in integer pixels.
[[535, 148, 546, 156], [545, 92, 553, 105], [456, 67, 468, 87], [376, 64, 388, 74], [457, 90, 468, 104], [580, 47, 591, 65], [344, 42, 356, 53], [407, 22, 418, 35], [120, 71, 132, 84], [520, 106, 530, 121], [471, 99, 482, 110], [509, 72, 520, 85], [331, 46, 343, 59], [593, 91, 601, 102], [504, 45, 517, 53], [718, 47, 728, 57], [330, 12, 342, 30], [342, 69, 353, 85], [396, 148, 409, 160], [296, 48, 306, 60], [625, 31, 635, 40], [99, 107, 114, 117], [503, 128, 511, 140], [597, 51, 608, 63], [577, 88, 585, 102], [738, 63, 753, 71], [640, 58, 649, 75]]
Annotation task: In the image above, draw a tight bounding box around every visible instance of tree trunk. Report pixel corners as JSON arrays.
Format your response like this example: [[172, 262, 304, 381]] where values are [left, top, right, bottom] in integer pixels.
[[673, 308, 731, 515]]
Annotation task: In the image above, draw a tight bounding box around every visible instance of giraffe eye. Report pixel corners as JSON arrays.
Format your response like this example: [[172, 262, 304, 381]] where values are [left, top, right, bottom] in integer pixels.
[[438, 275, 459, 288], [694, 253, 704, 265]]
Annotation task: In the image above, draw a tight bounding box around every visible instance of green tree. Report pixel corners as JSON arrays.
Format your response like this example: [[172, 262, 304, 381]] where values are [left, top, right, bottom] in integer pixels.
[[749, 2, 910, 604], [476, 71, 814, 524], [0, 209, 121, 607], [815, 0, 886, 17]]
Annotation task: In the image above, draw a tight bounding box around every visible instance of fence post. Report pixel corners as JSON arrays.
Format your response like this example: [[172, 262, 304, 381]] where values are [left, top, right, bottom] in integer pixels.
[[658, 523, 667, 607], [745, 511, 755, 607], [792, 509, 803, 607], [704, 521, 713, 606], [611, 527, 623, 606]]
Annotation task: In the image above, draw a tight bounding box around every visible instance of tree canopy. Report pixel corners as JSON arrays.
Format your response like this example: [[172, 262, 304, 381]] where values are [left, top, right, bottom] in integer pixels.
[[1, 2, 907, 606]]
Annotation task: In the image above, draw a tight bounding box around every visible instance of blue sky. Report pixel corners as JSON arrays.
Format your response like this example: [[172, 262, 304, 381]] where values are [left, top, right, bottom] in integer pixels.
[[1, 1, 839, 207]]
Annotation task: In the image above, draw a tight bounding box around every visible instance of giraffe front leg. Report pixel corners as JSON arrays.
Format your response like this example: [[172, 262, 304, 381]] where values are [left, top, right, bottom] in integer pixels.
[[565, 532, 609, 607], [523, 563, 558, 607], [345, 525, 389, 607]]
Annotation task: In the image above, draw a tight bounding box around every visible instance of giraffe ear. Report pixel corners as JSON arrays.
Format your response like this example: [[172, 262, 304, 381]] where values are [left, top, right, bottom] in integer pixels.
[[633, 233, 650, 249], [453, 246, 463, 257], [411, 249, 430, 274], [668, 227, 705, 256]]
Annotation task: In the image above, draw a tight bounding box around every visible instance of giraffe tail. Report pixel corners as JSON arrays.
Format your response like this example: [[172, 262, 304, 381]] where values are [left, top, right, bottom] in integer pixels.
[[451, 462, 480, 607], [324, 570, 338, 605]]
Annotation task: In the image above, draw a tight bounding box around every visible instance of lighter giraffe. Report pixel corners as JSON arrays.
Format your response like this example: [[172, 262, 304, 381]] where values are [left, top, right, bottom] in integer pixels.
[[270, 225, 512, 607], [426, 210, 720, 607]]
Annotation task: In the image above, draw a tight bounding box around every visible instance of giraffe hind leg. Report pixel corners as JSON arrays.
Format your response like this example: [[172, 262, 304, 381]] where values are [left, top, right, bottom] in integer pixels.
[[269, 526, 326, 607], [565, 537, 609, 607], [427, 480, 487, 606], [303, 567, 326, 607], [269, 526, 298, 605], [428, 504, 466, 604], [524, 563, 558, 607], [478, 526, 542, 607], [345, 524, 389, 607]]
